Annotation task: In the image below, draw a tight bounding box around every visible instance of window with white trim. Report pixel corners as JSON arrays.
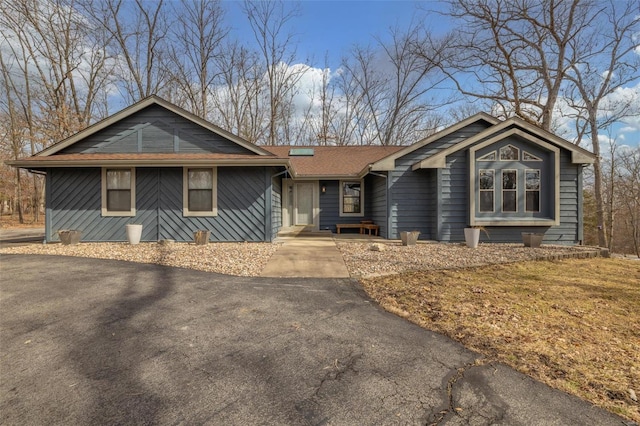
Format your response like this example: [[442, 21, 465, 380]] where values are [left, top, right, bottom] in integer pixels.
[[523, 151, 542, 161], [478, 151, 496, 161], [340, 180, 364, 217], [471, 139, 559, 226], [478, 169, 495, 212], [499, 145, 519, 161], [526, 169, 541, 212], [102, 168, 135, 216], [502, 170, 517, 212], [183, 167, 217, 216]]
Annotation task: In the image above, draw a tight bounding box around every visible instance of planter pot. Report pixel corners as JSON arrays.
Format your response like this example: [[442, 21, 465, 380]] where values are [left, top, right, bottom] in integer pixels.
[[58, 230, 81, 245], [522, 232, 544, 248], [464, 228, 480, 248], [400, 231, 420, 246], [194, 230, 211, 245], [125, 224, 143, 245]]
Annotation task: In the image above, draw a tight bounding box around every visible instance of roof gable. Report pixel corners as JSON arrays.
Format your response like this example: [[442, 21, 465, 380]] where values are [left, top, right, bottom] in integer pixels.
[[37, 96, 272, 157], [371, 112, 500, 171], [413, 117, 595, 169]]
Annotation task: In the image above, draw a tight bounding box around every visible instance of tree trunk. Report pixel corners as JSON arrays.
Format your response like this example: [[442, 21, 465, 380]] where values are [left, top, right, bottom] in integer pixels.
[[15, 169, 24, 224], [590, 117, 607, 248]]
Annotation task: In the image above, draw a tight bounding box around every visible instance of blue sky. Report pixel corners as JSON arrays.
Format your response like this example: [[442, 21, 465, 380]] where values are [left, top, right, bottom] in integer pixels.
[[220, 0, 639, 149], [224, 0, 450, 67]]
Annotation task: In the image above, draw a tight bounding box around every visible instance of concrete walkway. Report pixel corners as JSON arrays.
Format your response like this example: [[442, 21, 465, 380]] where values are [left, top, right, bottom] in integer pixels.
[[261, 236, 350, 278]]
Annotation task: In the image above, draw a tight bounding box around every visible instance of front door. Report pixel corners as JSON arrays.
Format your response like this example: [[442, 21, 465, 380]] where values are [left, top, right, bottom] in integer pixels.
[[295, 182, 314, 225]]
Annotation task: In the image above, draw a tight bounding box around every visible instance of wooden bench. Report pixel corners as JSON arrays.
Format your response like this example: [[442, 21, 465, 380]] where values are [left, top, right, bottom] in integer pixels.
[[336, 223, 379, 236]]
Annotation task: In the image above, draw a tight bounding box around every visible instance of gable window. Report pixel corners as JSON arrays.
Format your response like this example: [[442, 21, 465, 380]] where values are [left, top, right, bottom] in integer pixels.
[[499, 145, 519, 161], [340, 180, 364, 217], [502, 170, 517, 212], [523, 151, 542, 161], [477, 151, 496, 161], [183, 167, 217, 216], [526, 169, 541, 212], [102, 168, 135, 216], [478, 169, 495, 212]]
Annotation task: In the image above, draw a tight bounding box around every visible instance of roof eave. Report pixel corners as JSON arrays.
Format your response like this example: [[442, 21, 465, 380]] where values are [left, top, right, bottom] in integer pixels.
[[369, 112, 500, 171], [7, 158, 291, 168]]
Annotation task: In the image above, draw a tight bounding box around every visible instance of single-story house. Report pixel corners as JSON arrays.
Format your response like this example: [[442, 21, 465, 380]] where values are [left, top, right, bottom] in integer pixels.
[[9, 96, 595, 244]]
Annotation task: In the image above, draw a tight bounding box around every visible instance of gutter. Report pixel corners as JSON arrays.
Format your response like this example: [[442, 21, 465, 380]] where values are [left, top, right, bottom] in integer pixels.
[[7, 158, 292, 168]]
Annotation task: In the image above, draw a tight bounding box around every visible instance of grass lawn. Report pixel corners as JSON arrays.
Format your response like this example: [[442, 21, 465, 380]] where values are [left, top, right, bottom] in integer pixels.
[[361, 258, 640, 422]]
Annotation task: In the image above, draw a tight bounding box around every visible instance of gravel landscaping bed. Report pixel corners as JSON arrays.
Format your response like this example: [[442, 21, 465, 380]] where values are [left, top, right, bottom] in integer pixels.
[[0, 242, 279, 277], [337, 242, 601, 277], [1, 240, 601, 277]]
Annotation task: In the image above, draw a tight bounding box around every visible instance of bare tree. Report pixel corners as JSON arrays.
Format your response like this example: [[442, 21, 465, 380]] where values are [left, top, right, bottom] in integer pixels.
[[211, 41, 266, 143], [311, 55, 342, 145], [614, 147, 640, 256], [435, 0, 595, 131], [242, 0, 305, 145], [562, 0, 640, 247], [83, 0, 170, 103], [436, 0, 640, 248], [0, 55, 27, 222], [164, 0, 228, 119], [0, 0, 114, 221], [340, 22, 449, 145]]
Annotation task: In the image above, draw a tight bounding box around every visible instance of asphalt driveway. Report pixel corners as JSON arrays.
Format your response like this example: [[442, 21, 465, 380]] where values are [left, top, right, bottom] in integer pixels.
[[0, 255, 627, 425]]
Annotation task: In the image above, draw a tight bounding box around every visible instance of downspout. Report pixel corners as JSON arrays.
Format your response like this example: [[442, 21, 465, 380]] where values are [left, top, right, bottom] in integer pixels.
[[367, 167, 389, 239]]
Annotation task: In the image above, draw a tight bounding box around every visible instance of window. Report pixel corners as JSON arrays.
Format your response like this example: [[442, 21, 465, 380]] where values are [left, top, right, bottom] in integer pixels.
[[102, 168, 135, 216], [526, 169, 541, 212], [469, 131, 561, 227], [502, 170, 517, 212], [499, 145, 519, 161], [523, 151, 542, 161], [340, 180, 364, 217], [477, 151, 496, 161], [183, 167, 217, 216], [478, 169, 495, 212]]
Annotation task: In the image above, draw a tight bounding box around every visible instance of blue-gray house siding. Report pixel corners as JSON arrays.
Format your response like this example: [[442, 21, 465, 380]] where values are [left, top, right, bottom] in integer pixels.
[[432, 140, 581, 245], [386, 122, 491, 240], [60, 105, 255, 155], [317, 175, 388, 236], [19, 99, 590, 246], [271, 171, 282, 240], [46, 166, 274, 243]]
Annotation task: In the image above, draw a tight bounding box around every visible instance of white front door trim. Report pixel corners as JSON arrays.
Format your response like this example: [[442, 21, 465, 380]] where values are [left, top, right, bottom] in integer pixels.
[[282, 178, 320, 230]]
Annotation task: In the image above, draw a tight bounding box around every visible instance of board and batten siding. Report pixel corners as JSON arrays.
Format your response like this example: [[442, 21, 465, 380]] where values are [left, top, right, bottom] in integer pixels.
[[46, 166, 271, 242], [60, 104, 256, 155]]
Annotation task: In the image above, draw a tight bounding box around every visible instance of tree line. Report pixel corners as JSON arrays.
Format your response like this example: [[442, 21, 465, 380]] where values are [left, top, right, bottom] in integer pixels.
[[1, 0, 638, 253]]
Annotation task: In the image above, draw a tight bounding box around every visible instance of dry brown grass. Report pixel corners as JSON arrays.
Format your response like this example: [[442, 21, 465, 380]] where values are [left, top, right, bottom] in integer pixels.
[[361, 258, 640, 422], [0, 213, 44, 228]]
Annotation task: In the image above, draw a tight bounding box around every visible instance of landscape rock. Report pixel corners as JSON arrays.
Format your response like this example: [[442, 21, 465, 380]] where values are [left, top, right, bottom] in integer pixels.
[[369, 243, 385, 252]]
